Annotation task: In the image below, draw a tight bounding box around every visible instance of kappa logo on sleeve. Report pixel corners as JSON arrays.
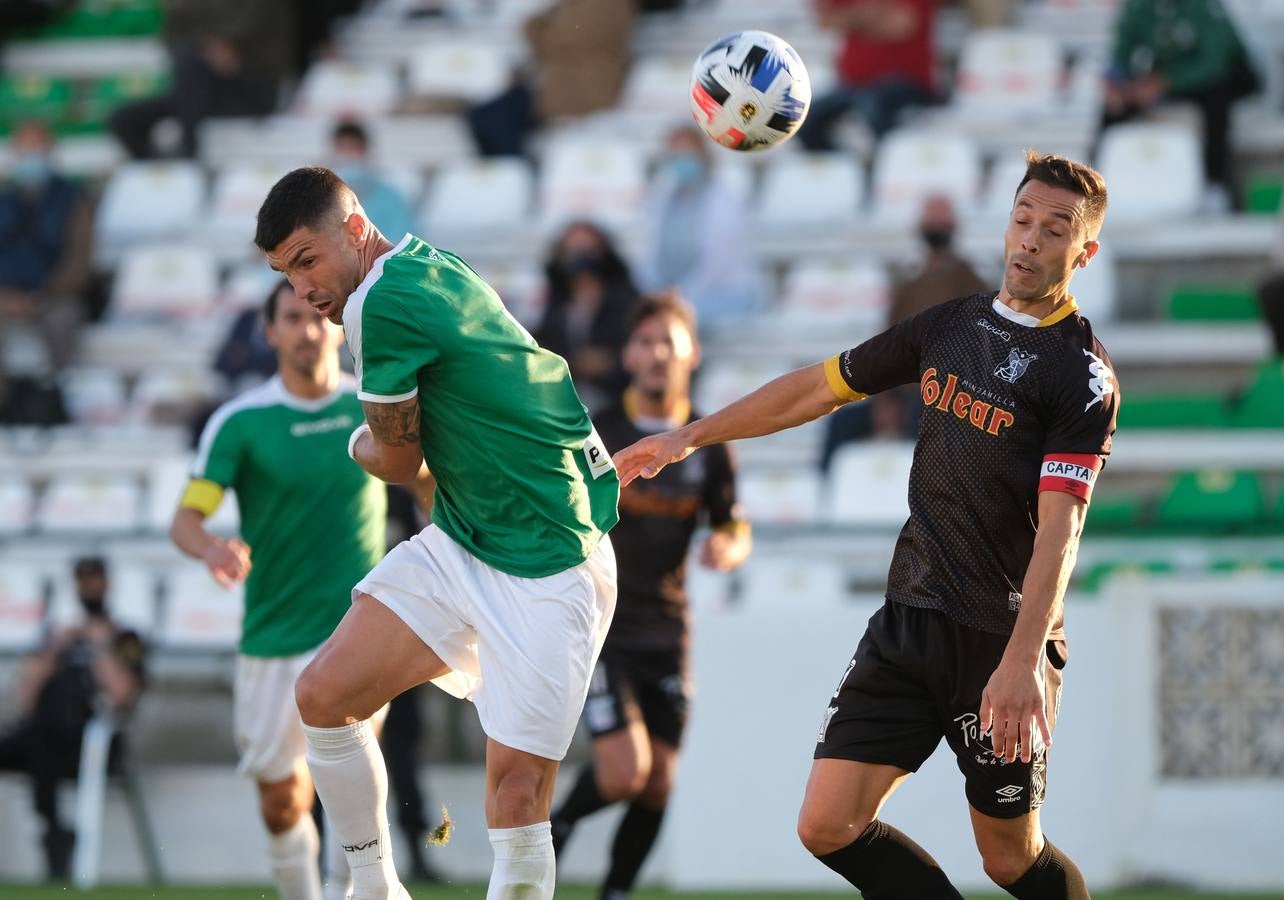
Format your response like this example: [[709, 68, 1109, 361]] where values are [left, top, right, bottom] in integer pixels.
[[1083, 349, 1114, 411]]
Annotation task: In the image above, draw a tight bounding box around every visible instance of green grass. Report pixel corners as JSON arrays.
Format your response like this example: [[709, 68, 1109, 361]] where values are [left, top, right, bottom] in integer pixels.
[[0, 886, 1276, 899]]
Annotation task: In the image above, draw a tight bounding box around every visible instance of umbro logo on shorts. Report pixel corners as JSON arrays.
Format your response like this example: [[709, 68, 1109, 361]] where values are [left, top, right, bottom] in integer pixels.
[[995, 785, 1023, 803]]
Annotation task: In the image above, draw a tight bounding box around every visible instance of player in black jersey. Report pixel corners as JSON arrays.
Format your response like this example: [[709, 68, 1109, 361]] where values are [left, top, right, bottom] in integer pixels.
[[551, 292, 751, 900], [613, 152, 1118, 900]]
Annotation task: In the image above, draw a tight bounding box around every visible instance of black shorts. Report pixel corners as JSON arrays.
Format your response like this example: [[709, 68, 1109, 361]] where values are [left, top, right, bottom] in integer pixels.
[[582, 646, 691, 747], [815, 600, 1067, 819]]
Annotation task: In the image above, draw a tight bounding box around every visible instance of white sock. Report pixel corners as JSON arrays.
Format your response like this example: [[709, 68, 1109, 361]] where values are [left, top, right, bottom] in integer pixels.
[[322, 825, 352, 900], [487, 821, 555, 900], [304, 721, 401, 900], [267, 814, 323, 900]]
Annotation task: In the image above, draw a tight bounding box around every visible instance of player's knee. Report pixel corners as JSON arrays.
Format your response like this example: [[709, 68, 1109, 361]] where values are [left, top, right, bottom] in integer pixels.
[[597, 759, 649, 803], [637, 765, 673, 809], [980, 847, 1032, 887], [796, 806, 870, 858], [294, 660, 340, 725], [259, 787, 306, 835], [490, 765, 550, 825]]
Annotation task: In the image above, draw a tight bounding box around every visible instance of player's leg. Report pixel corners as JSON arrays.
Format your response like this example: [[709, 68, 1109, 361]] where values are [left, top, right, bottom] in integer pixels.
[[970, 806, 1087, 899], [483, 738, 561, 899], [257, 769, 323, 900], [801, 602, 964, 898]]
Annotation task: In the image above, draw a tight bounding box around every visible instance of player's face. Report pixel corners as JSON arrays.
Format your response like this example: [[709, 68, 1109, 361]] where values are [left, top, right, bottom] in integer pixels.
[[265, 287, 344, 375], [265, 218, 366, 325], [1002, 181, 1098, 304], [623, 312, 699, 398]]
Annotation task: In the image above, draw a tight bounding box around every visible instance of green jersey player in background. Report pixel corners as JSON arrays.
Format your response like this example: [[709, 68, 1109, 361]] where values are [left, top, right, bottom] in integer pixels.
[[170, 281, 406, 900], [255, 167, 620, 900]]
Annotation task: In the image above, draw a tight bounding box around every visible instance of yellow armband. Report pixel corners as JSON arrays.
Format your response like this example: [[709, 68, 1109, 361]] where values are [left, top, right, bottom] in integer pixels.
[[179, 478, 225, 517]]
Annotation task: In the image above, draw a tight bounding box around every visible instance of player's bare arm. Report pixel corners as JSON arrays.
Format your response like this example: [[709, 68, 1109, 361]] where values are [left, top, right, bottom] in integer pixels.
[[352, 396, 426, 484], [980, 489, 1087, 764], [701, 521, 752, 571], [613, 363, 847, 485], [169, 506, 252, 588]]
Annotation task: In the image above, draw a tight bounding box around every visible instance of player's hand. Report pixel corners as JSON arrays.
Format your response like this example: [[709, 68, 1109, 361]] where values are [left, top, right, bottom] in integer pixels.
[[979, 657, 1051, 764], [204, 538, 251, 588], [612, 430, 696, 487]]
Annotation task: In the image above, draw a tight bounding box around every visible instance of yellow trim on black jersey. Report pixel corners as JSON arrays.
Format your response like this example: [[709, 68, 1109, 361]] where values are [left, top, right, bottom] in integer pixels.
[[622, 387, 691, 429], [179, 478, 225, 517], [1037, 297, 1079, 328], [824, 355, 869, 402]]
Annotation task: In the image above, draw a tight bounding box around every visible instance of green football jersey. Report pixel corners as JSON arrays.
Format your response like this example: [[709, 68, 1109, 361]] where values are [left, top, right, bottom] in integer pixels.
[[344, 233, 619, 578], [191, 376, 386, 657]]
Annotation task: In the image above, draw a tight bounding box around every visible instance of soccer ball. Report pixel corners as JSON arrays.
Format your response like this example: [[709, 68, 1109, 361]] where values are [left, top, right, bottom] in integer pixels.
[[689, 30, 811, 152]]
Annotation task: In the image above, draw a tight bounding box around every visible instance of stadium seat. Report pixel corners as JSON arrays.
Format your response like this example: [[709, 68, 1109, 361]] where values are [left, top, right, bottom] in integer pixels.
[[953, 29, 1061, 118], [1084, 493, 1145, 533], [736, 556, 847, 611], [205, 164, 288, 261], [756, 152, 864, 230], [368, 116, 475, 170], [1230, 357, 1284, 428], [159, 563, 242, 650], [81, 71, 168, 129], [49, 562, 158, 636], [777, 258, 890, 332], [621, 56, 695, 114], [1155, 469, 1267, 533], [0, 73, 73, 131], [421, 158, 534, 237], [294, 60, 401, 117], [472, 262, 545, 327], [407, 41, 509, 103], [1075, 558, 1175, 593], [222, 260, 281, 310], [95, 161, 205, 259], [979, 154, 1030, 221], [1244, 173, 1284, 214], [539, 140, 647, 233], [826, 442, 914, 527], [0, 476, 35, 535], [872, 131, 982, 223], [59, 366, 130, 424], [693, 360, 779, 414], [0, 561, 48, 650], [35, 474, 143, 533], [736, 468, 822, 523], [1115, 392, 1231, 429], [130, 369, 226, 422], [1097, 123, 1203, 224], [1068, 241, 1118, 321], [1166, 284, 1260, 321], [110, 244, 220, 318]]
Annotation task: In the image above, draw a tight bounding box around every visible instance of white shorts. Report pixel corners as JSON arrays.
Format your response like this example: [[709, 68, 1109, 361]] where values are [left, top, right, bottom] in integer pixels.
[[234, 649, 388, 783], [355, 524, 617, 761]]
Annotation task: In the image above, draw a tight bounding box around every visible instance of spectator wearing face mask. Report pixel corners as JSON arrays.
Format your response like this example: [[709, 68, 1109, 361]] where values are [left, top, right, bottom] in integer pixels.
[[640, 124, 762, 330], [330, 120, 414, 242], [534, 221, 640, 412]]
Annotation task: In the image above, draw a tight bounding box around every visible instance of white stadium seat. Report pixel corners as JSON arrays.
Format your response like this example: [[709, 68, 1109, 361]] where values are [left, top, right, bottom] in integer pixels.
[[421, 158, 534, 236], [693, 361, 778, 415], [1070, 241, 1119, 322], [1097, 123, 1204, 224], [979, 153, 1032, 222], [473, 263, 545, 328], [95, 161, 205, 260], [368, 116, 475, 170], [0, 476, 35, 535], [0, 562, 48, 650], [954, 29, 1061, 118], [145, 453, 240, 534], [621, 57, 696, 114], [294, 60, 402, 117], [736, 468, 822, 524], [110, 244, 220, 319], [736, 556, 847, 611], [206, 164, 289, 261], [778, 258, 890, 331], [873, 131, 981, 223], [130, 369, 226, 422], [756, 152, 864, 230], [222, 261, 282, 311], [35, 474, 142, 533], [826, 442, 914, 527], [407, 41, 510, 103], [159, 564, 243, 650], [539, 140, 647, 232], [59, 366, 130, 424]]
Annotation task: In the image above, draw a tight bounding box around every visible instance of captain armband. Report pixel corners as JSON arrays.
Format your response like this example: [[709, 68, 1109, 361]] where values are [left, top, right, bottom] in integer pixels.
[[179, 478, 225, 516], [1038, 453, 1102, 502]]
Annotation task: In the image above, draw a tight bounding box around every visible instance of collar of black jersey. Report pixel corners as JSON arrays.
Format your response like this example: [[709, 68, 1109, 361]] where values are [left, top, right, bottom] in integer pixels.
[[623, 387, 691, 431]]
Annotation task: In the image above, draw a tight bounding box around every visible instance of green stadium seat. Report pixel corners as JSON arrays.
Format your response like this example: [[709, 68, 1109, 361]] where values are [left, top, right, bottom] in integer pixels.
[[1166, 284, 1260, 321], [1209, 557, 1284, 574], [1075, 558, 1175, 593], [1085, 494, 1145, 533], [1230, 357, 1284, 428], [25, 0, 163, 39], [81, 71, 169, 127], [1155, 469, 1266, 533], [0, 75, 73, 131], [1115, 392, 1230, 429], [1244, 174, 1284, 215]]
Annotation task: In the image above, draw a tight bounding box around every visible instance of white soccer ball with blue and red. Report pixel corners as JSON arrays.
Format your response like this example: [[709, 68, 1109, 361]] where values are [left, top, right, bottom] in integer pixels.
[[689, 30, 811, 152]]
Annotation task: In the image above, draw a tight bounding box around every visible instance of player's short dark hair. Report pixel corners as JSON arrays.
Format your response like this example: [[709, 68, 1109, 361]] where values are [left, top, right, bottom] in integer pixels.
[[254, 166, 348, 252], [73, 556, 106, 578], [1015, 150, 1108, 237], [332, 119, 369, 148], [263, 278, 292, 323], [628, 291, 698, 339]]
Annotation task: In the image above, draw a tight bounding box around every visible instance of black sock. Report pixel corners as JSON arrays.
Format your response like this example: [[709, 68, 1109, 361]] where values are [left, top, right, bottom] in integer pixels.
[[601, 801, 666, 897], [816, 820, 964, 899], [1003, 837, 1090, 900], [551, 765, 609, 854]]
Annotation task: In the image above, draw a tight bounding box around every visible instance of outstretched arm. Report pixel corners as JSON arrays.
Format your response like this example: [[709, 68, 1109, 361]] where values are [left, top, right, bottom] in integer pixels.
[[613, 363, 848, 485], [352, 397, 426, 484]]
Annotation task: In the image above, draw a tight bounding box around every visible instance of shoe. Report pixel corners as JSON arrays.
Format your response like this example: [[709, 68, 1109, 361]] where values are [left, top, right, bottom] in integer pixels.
[[42, 826, 75, 880]]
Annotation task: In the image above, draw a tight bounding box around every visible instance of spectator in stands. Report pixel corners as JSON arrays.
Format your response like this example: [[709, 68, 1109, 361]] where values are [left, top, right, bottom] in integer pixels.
[[108, 0, 295, 159], [535, 221, 638, 411], [0, 557, 145, 880], [1257, 225, 1284, 355], [467, 0, 635, 156], [0, 120, 90, 424], [640, 124, 762, 330], [799, 0, 937, 151], [820, 194, 989, 468], [330, 120, 414, 242], [1100, 0, 1258, 206]]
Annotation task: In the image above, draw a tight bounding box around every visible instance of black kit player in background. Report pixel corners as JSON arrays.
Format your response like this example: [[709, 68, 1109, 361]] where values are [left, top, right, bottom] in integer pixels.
[[614, 152, 1119, 900], [551, 292, 752, 900]]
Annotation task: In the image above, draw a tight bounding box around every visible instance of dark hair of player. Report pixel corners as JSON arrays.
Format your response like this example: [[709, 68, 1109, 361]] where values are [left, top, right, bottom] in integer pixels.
[[262, 277, 292, 324], [254, 166, 348, 252], [332, 119, 369, 148], [1015, 150, 1108, 236], [627, 290, 698, 339], [73, 556, 106, 578]]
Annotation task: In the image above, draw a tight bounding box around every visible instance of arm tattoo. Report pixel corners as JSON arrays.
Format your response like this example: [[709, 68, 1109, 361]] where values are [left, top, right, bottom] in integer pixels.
[[363, 398, 420, 447]]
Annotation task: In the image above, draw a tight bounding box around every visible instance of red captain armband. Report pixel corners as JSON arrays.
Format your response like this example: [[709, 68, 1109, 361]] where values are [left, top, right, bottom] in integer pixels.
[[1039, 453, 1102, 502]]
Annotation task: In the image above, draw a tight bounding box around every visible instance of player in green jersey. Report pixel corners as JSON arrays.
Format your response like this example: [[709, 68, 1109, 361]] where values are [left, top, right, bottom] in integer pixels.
[[255, 167, 620, 900], [170, 282, 394, 900]]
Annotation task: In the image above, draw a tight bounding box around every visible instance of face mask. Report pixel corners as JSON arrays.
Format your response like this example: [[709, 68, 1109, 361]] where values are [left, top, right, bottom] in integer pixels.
[[558, 251, 605, 277], [920, 227, 954, 251], [667, 154, 706, 186], [11, 153, 51, 188], [79, 595, 107, 618]]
